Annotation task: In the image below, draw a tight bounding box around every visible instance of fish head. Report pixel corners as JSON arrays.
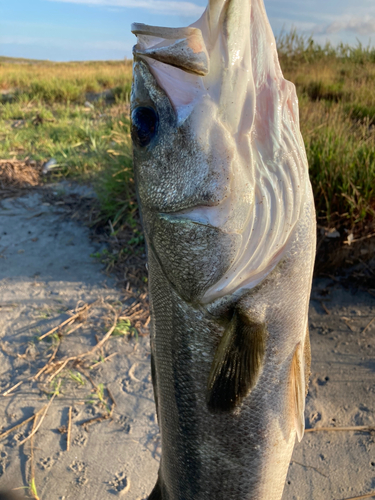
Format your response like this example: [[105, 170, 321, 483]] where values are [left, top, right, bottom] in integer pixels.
[[131, 0, 311, 303]]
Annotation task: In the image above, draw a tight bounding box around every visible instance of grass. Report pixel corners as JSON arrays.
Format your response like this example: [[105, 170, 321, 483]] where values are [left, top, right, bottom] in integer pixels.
[[0, 37, 374, 240], [0, 60, 132, 104], [278, 31, 375, 229]]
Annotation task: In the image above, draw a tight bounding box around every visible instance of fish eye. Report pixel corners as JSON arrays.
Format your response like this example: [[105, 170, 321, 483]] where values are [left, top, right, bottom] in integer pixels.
[[131, 106, 159, 147]]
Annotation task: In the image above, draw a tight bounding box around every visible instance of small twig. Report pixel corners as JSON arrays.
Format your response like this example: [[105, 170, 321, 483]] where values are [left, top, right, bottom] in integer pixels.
[[2, 380, 24, 396], [0, 411, 43, 441], [65, 323, 84, 336], [28, 414, 40, 500], [342, 317, 357, 332], [79, 310, 118, 358], [18, 381, 61, 446], [339, 493, 375, 500], [362, 317, 375, 335], [67, 406, 72, 452], [47, 358, 72, 382], [107, 387, 116, 416], [343, 232, 375, 244], [38, 317, 75, 341], [89, 352, 118, 369], [306, 425, 375, 433], [34, 340, 60, 377], [38, 302, 92, 341], [107, 387, 116, 408], [80, 415, 110, 427], [291, 460, 327, 478], [320, 301, 330, 315]]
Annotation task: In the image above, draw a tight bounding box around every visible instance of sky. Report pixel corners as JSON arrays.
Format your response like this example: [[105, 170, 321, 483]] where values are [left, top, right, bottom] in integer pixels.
[[1, 0, 375, 61]]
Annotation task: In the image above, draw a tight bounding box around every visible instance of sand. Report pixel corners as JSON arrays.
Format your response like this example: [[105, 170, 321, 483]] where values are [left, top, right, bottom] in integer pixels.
[[0, 184, 374, 500]]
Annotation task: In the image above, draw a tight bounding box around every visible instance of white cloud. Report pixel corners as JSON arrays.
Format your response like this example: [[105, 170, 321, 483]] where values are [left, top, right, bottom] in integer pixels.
[[46, 0, 204, 16], [325, 16, 375, 35]]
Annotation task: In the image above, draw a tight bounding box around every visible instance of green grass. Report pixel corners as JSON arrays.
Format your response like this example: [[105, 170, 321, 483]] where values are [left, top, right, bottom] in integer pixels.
[[0, 99, 132, 178], [0, 42, 374, 237], [277, 31, 375, 228]]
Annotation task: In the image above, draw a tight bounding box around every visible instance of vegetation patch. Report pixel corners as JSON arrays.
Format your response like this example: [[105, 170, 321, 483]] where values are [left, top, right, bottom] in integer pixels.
[[1, 37, 375, 276]]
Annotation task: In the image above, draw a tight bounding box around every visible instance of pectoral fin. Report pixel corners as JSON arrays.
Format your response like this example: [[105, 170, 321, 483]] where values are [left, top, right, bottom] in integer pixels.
[[207, 310, 266, 413]]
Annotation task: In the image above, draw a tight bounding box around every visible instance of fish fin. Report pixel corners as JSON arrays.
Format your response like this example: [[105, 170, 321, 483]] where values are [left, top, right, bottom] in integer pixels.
[[207, 310, 266, 413], [148, 478, 162, 500], [290, 342, 306, 442]]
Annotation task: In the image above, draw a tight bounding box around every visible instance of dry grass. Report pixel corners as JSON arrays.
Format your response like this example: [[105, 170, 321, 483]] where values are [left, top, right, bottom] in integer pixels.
[[0, 60, 133, 103], [0, 159, 42, 199]]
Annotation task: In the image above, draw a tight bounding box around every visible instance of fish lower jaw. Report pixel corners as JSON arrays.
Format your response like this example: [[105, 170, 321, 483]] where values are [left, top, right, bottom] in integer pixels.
[[161, 201, 235, 231]]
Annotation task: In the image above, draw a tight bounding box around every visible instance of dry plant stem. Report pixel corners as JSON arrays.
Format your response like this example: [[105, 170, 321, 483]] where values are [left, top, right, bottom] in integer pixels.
[[362, 316, 375, 334], [38, 302, 93, 340], [1, 340, 60, 395], [65, 323, 84, 336], [18, 381, 61, 446], [107, 387, 116, 417], [48, 309, 118, 382], [38, 317, 75, 341], [28, 415, 39, 500], [89, 352, 118, 369], [81, 310, 118, 357], [34, 342, 60, 380], [107, 387, 116, 408], [305, 426, 375, 433], [320, 301, 330, 315], [80, 415, 110, 427], [344, 232, 375, 244], [67, 406, 72, 452], [340, 493, 375, 500], [0, 411, 43, 441], [47, 358, 71, 382], [2, 380, 24, 396]]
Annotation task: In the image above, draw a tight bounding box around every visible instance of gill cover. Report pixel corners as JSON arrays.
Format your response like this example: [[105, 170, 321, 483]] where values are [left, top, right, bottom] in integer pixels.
[[131, 0, 311, 303]]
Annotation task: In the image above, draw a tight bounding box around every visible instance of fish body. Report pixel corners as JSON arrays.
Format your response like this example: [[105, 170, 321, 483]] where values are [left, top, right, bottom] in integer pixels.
[[130, 1, 316, 499]]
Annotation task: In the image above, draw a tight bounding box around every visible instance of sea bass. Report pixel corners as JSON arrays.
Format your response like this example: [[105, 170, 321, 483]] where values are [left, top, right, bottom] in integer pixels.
[[130, 0, 316, 498]]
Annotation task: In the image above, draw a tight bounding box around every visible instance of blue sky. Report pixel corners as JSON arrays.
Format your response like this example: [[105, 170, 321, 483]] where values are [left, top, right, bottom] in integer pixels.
[[1, 0, 374, 61]]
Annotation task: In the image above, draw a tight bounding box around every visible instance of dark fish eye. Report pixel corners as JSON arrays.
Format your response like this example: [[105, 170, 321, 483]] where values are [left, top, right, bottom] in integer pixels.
[[131, 106, 159, 147]]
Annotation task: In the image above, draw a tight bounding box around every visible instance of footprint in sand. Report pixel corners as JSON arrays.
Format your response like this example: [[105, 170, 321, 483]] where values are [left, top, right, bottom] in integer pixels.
[[73, 433, 88, 447], [38, 456, 54, 470], [110, 471, 131, 496], [69, 460, 88, 486]]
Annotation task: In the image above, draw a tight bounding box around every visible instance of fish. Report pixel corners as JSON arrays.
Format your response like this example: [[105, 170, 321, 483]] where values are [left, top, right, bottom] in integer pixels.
[[130, 0, 316, 498]]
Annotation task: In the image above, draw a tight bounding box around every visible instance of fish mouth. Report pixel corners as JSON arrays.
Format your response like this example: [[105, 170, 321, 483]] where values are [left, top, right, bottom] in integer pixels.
[[160, 207, 217, 228], [159, 198, 236, 233]]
